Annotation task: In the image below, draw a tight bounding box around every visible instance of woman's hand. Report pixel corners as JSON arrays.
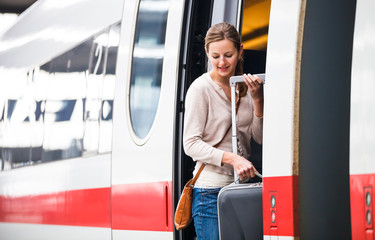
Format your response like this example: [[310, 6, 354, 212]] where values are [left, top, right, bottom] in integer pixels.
[[243, 73, 263, 100], [222, 152, 258, 180], [243, 73, 264, 117]]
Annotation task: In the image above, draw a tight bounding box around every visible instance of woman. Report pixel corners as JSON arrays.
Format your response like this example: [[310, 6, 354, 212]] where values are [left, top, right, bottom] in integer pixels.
[[183, 22, 264, 239]]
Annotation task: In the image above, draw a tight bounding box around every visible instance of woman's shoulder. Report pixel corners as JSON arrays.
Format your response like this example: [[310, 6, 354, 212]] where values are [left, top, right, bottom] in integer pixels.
[[187, 73, 213, 94]]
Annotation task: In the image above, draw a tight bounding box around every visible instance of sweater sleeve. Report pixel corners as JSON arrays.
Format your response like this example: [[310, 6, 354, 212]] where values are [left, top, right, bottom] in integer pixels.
[[251, 112, 263, 144], [183, 84, 224, 167]]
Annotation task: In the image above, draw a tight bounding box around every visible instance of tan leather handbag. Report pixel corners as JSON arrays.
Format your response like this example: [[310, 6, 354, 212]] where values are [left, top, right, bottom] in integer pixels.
[[174, 163, 206, 230]]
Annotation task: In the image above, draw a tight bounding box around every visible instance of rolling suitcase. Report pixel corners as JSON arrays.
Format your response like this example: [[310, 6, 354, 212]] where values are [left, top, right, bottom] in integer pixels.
[[217, 75, 265, 240], [218, 182, 263, 239]]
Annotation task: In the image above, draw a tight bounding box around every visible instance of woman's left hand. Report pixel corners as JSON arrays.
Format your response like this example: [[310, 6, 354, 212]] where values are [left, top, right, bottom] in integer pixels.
[[243, 73, 264, 117], [243, 73, 263, 101]]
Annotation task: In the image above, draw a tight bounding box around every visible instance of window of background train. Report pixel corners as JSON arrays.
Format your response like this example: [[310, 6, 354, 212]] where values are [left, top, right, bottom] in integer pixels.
[[40, 24, 120, 161], [0, 100, 3, 170], [84, 23, 120, 154], [0, 23, 120, 171], [99, 23, 120, 153], [0, 70, 38, 169], [129, 0, 169, 141], [40, 39, 91, 162]]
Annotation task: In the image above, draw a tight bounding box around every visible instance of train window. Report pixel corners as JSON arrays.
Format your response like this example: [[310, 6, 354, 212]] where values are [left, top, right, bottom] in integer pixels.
[[241, 0, 270, 74], [242, 0, 270, 51], [99, 23, 120, 153], [0, 23, 120, 170], [42, 39, 91, 162], [129, 0, 169, 140]]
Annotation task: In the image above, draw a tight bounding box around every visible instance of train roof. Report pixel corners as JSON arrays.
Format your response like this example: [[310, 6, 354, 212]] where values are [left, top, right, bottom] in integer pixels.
[[0, 0, 123, 70]]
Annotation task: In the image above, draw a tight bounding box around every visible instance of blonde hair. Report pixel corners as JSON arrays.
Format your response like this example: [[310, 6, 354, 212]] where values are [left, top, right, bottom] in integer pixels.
[[205, 22, 247, 96]]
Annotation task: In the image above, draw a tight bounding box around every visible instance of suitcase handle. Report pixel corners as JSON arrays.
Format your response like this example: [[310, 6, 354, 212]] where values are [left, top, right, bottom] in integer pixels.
[[229, 74, 265, 87], [230, 74, 265, 183], [235, 172, 263, 184]]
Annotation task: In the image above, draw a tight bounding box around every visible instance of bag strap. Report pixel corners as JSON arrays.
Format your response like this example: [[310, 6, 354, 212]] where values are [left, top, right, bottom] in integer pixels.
[[190, 163, 206, 186]]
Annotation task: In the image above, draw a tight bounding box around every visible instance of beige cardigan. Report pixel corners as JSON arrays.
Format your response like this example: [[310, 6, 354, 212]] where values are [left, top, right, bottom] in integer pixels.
[[183, 73, 263, 184]]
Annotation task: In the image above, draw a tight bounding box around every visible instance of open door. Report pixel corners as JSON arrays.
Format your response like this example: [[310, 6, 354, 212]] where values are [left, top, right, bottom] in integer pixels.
[[174, 0, 270, 239], [173, 1, 214, 239]]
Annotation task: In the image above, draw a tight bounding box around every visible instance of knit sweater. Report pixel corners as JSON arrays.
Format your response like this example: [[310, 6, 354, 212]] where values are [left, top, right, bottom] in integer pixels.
[[183, 72, 263, 187]]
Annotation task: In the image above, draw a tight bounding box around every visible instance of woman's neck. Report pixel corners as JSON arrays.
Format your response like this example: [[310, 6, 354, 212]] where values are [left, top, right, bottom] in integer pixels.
[[209, 71, 231, 87]]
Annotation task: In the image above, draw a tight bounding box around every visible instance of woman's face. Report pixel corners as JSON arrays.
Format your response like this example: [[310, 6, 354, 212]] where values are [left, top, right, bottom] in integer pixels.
[[206, 39, 242, 81]]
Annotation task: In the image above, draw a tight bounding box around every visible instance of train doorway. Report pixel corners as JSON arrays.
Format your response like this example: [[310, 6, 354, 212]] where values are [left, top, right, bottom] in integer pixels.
[[174, 0, 271, 239]]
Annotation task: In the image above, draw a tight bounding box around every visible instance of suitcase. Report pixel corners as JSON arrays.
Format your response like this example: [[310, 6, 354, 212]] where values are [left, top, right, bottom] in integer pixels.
[[217, 75, 264, 240], [218, 182, 263, 240]]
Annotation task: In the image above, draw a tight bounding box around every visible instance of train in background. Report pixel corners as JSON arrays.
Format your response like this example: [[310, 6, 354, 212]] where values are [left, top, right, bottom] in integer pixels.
[[0, 0, 373, 239]]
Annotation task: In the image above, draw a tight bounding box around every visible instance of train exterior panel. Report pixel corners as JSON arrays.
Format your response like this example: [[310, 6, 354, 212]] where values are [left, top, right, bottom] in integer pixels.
[[0, 0, 123, 239], [350, 0, 375, 239], [262, 0, 304, 238], [0, 0, 374, 239], [111, 0, 183, 238]]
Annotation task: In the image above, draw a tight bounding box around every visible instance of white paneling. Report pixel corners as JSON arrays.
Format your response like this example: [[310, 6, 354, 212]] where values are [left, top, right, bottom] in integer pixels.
[[0, 223, 111, 240], [263, 0, 304, 177], [112, 0, 185, 185], [350, 0, 375, 175], [0, 154, 111, 197], [112, 229, 173, 240]]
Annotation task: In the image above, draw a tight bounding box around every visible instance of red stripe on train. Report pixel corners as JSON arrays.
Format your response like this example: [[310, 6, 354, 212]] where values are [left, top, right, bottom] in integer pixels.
[[263, 175, 299, 237], [0, 181, 173, 231], [0, 188, 111, 227], [350, 173, 375, 240], [112, 181, 173, 231]]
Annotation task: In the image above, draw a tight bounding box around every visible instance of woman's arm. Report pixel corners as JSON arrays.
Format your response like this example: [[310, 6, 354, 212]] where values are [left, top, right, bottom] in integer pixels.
[[183, 84, 224, 167]]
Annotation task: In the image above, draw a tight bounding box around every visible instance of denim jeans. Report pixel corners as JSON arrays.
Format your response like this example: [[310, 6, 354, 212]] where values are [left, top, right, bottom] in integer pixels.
[[192, 187, 222, 240]]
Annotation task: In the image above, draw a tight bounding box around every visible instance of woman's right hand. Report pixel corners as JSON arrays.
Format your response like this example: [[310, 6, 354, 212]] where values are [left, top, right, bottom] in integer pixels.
[[222, 152, 257, 180]]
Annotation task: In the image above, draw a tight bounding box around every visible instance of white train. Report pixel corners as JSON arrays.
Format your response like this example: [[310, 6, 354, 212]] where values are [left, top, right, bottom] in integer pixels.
[[0, 0, 373, 239]]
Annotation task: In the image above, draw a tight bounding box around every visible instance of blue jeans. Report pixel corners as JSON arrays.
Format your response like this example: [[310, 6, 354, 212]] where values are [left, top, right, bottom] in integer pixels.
[[192, 187, 222, 240]]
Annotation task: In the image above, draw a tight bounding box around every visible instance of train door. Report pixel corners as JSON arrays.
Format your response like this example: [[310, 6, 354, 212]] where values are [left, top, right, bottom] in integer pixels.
[[111, 0, 185, 239], [297, 1, 355, 239], [264, 0, 355, 239], [174, 0, 270, 239], [173, 0, 214, 239]]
